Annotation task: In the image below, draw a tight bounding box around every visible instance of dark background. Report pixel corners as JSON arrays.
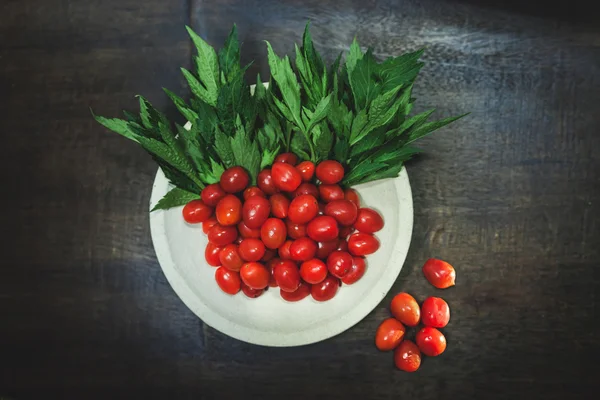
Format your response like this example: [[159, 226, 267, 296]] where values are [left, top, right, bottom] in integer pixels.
[[1, 0, 599, 398]]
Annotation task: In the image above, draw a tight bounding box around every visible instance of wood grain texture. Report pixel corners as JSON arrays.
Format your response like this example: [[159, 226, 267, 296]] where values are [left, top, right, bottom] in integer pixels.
[[1, 0, 599, 399]]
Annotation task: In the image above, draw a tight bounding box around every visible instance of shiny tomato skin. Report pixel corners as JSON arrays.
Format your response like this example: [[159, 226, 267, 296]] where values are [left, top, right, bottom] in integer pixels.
[[338, 225, 355, 239], [326, 251, 353, 278], [208, 224, 238, 246], [292, 183, 319, 199], [271, 162, 302, 192], [215, 194, 242, 226], [267, 258, 280, 287], [201, 183, 226, 207], [421, 297, 450, 328], [289, 237, 318, 262], [316, 160, 344, 184], [416, 327, 447, 356], [390, 293, 421, 327], [261, 248, 276, 262], [182, 200, 213, 224], [274, 152, 298, 165], [238, 238, 266, 262], [285, 219, 307, 239], [242, 195, 271, 229], [300, 258, 328, 284], [288, 194, 319, 224], [219, 244, 244, 271], [273, 259, 301, 292], [341, 256, 366, 285], [307, 216, 339, 242], [204, 242, 223, 267], [261, 218, 287, 249], [257, 169, 279, 195], [269, 193, 290, 219], [215, 267, 241, 295], [310, 275, 339, 302], [319, 184, 344, 203], [243, 186, 265, 200], [296, 161, 315, 182], [394, 340, 421, 372], [278, 239, 293, 260], [202, 216, 218, 234], [336, 240, 349, 252], [324, 199, 358, 226], [241, 282, 264, 298], [280, 281, 311, 302], [422, 258, 456, 289], [237, 220, 260, 239], [240, 262, 270, 290], [234, 236, 244, 245], [348, 232, 380, 256], [375, 318, 406, 351], [344, 188, 361, 208], [316, 240, 338, 259], [354, 208, 384, 234], [220, 166, 249, 193]]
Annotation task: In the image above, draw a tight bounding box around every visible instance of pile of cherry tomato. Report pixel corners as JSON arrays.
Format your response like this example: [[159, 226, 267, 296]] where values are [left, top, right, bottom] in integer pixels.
[[375, 258, 456, 372], [182, 153, 385, 301]]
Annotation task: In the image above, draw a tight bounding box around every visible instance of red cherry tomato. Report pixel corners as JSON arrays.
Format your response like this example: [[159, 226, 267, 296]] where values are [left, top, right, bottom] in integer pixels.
[[208, 224, 238, 246], [338, 225, 355, 238], [375, 318, 406, 351], [285, 219, 307, 239], [324, 199, 358, 226], [261, 248, 276, 262], [296, 161, 315, 182], [238, 238, 266, 262], [394, 340, 421, 372], [280, 281, 311, 302], [300, 259, 327, 284], [215, 267, 241, 295], [307, 216, 339, 242], [240, 262, 270, 290], [269, 193, 290, 219], [220, 166, 249, 193], [326, 251, 353, 278], [266, 258, 280, 287], [271, 162, 302, 192], [336, 240, 348, 252], [257, 169, 279, 195], [243, 186, 265, 200], [292, 183, 319, 199], [288, 194, 319, 224], [201, 183, 226, 207], [422, 258, 456, 289], [278, 240, 293, 260], [182, 200, 213, 224], [421, 297, 450, 328], [241, 282, 264, 298], [202, 216, 218, 234], [242, 195, 271, 229], [348, 232, 380, 256], [219, 244, 244, 271], [204, 242, 223, 267], [234, 236, 244, 245], [289, 237, 318, 262], [319, 184, 344, 203], [261, 218, 287, 249], [344, 188, 361, 208], [316, 160, 344, 184], [390, 293, 420, 327], [215, 194, 242, 226], [341, 256, 366, 285], [416, 327, 447, 356], [311, 275, 339, 302], [274, 152, 298, 165], [237, 221, 260, 239], [273, 259, 301, 292], [316, 240, 338, 259], [354, 208, 384, 233]]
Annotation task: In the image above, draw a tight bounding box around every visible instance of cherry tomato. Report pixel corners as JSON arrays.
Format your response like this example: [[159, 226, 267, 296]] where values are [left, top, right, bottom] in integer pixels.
[[219, 244, 244, 271], [257, 169, 279, 195], [271, 162, 302, 192], [344, 188, 361, 208], [289, 237, 318, 261], [234, 236, 244, 245], [292, 183, 319, 199], [416, 327, 446, 356], [240, 262, 270, 290], [319, 184, 344, 203], [422, 258, 456, 289], [215, 267, 241, 295], [285, 219, 307, 239], [202, 216, 218, 234], [336, 240, 348, 252], [274, 152, 298, 165], [237, 220, 260, 239], [296, 161, 315, 181], [204, 242, 223, 267], [269, 193, 290, 219], [280, 281, 311, 302], [421, 297, 450, 328], [288, 194, 319, 224], [220, 166, 249, 193], [238, 238, 266, 262], [307, 216, 339, 242], [394, 340, 421, 372], [390, 293, 420, 327], [324, 199, 358, 226], [316, 160, 344, 184], [267, 258, 280, 287], [326, 251, 353, 278], [243, 186, 265, 200], [338, 225, 355, 238], [348, 232, 380, 256], [208, 224, 238, 246], [300, 259, 327, 284], [273, 259, 301, 292], [241, 282, 264, 298], [375, 318, 406, 351], [354, 208, 384, 233], [261, 218, 287, 249], [311, 275, 339, 302], [182, 200, 213, 224], [318, 202, 326, 215], [278, 240, 293, 260], [201, 183, 226, 207], [261, 248, 276, 262], [341, 256, 366, 285], [316, 240, 338, 259], [215, 194, 242, 226], [242, 195, 271, 229]]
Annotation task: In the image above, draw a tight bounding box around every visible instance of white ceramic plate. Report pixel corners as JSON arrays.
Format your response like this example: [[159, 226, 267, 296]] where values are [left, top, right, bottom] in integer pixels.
[[149, 167, 413, 347]]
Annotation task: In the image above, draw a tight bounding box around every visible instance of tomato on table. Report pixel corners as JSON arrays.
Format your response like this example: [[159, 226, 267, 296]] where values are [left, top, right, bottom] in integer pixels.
[[416, 327, 447, 356], [241, 282, 264, 298], [208, 224, 238, 246], [324, 199, 358, 226], [421, 297, 450, 328], [237, 220, 260, 239], [326, 251, 353, 278], [257, 169, 279, 195], [390, 293, 420, 327], [285, 219, 307, 239], [318, 184, 344, 203], [243, 186, 265, 200], [375, 318, 406, 351], [269, 193, 290, 219], [292, 183, 319, 199], [274, 152, 298, 165], [344, 188, 361, 208], [280, 282, 311, 302], [394, 340, 421, 372], [202, 216, 218, 234], [288, 194, 319, 224], [422, 258, 456, 289], [278, 239, 293, 260], [307, 216, 339, 242], [296, 161, 315, 181]]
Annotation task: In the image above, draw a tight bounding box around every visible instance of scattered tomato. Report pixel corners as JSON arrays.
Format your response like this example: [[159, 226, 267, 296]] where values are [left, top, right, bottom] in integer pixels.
[[316, 160, 344, 184], [296, 161, 315, 181], [243, 186, 265, 200], [416, 327, 446, 356], [257, 169, 279, 195], [274, 152, 298, 165], [292, 183, 319, 199], [273, 259, 301, 292], [300, 258, 328, 284], [307, 216, 339, 242], [237, 220, 260, 239], [220, 166, 249, 193], [390, 293, 420, 327], [280, 281, 311, 302], [202, 216, 218, 234], [311, 275, 339, 302], [422, 258, 456, 289], [269, 193, 290, 219], [219, 244, 244, 271], [242, 195, 271, 229], [288, 194, 319, 224], [348, 232, 380, 256], [278, 239, 293, 260], [201, 183, 226, 207], [261, 218, 287, 249], [394, 340, 421, 372], [341, 256, 366, 285], [344, 188, 361, 208], [285, 219, 307, 239], [182, 200, 213, 224], [241, 282, 264, 298], [238, 238, 266, 262], [289, 237, 318, 261], [327, 251, 353, 278], [375, 318, 406, 351], [240, 262, 270, 290], [271, 162, 302, 192], [208, 224, 238, 246], [215, 267, 241, 295], [354, 208, 384, 234], [325, 199, 358, 226], [215, 194, 242, 226], [204, 242, 223, 267], [421, 297, 450, 328]]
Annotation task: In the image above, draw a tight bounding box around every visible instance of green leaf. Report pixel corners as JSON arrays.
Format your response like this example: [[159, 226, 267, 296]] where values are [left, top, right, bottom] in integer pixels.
[[291, 131, 311, 160], [186, 26, 219, 106], [93, 113, 140, 142], [333, 136, 350, 164], [302, 22, 324, 78], [138, 96, 152, 129], [393, 109, 435, 138], [406, 113, 469, 144], [218, 24, 241, 82], [175, 123, 208, 176], [350, 109, 368, 143], [350, 84, 404, 145], [230, 116, 261, 182], [154, 157, 202, 193], [343, 160, 387, 185], [378, 49, 424, 92], [163, 88, 199, 124], [345, 38, 363, 76], [261, 146, 280, 169], [151, 187, 200, 211], [350, 49, 381, 111], [312, 123, 333, 162], [305, 94, 332, 135], [138, 137, 202, 187], [181, 68, 214, 106], [214, 128, 235, 167]]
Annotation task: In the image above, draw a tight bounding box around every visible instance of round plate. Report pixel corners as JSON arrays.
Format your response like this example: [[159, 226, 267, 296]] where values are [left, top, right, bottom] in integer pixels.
[[149, 167, 413, 347]]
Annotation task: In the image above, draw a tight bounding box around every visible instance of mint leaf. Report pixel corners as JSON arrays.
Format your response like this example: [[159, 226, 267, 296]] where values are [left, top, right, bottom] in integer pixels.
[[406, 113, 469, 144], [350, 49, 381, 111], [333, 136, 350, 164], [312, 123, 333, 162], [218, 24, 241, 82], [378, 49, 424, 92], [343, 160, 387, 186], [151, 187, 200, 211], [305, 93, 332, 135], [345, 38, 363, 76], [186, 26, 219, 106], [291, 131, 311, 160]]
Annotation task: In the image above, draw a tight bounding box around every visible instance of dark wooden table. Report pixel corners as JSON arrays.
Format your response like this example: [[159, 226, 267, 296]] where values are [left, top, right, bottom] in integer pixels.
[[1, 0, 599, 398]]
